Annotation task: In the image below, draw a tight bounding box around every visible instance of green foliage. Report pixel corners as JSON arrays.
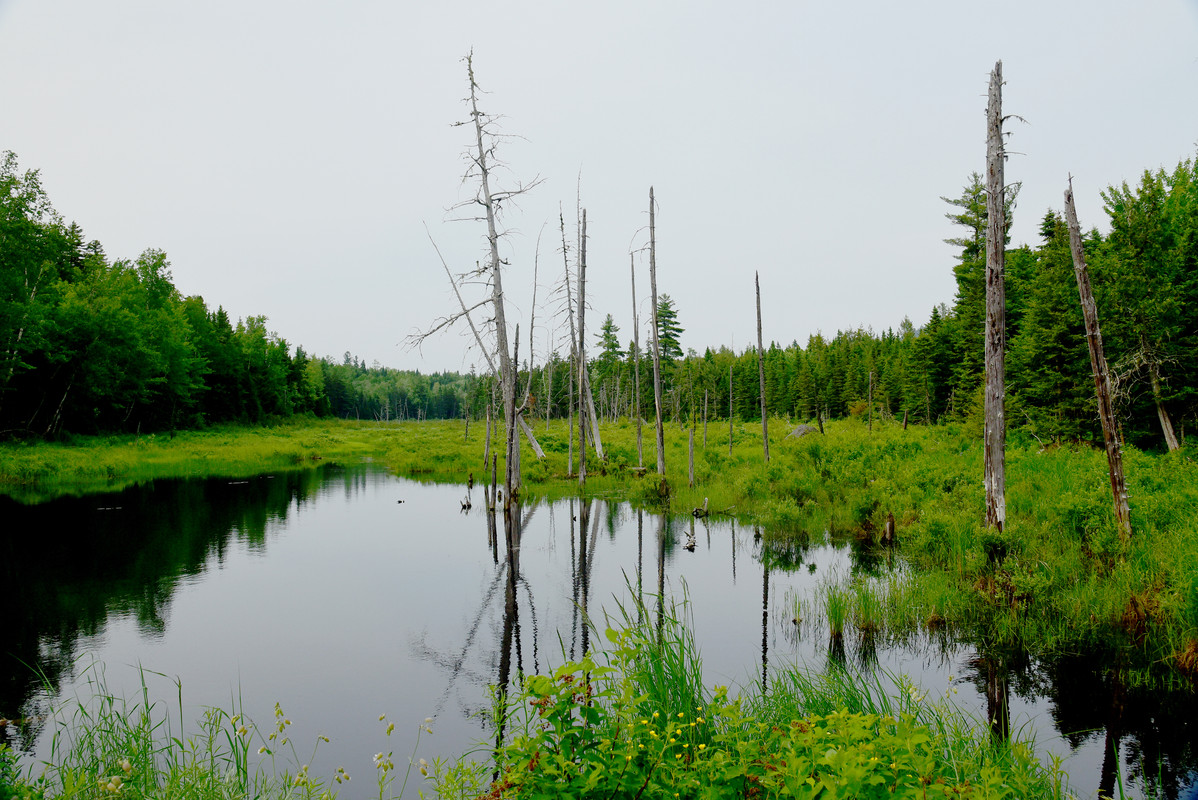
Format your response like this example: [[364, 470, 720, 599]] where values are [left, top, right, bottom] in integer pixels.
[[0, 743, 44, 800], [438, 609, 1065, 800]]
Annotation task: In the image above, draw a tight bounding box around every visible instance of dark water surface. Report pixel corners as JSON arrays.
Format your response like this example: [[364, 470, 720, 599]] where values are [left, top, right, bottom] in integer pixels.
[[2, 463, 1194, 799]]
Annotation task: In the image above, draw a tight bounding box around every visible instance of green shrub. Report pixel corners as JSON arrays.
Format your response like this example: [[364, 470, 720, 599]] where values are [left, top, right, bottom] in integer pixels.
[[0, 744, 43, 800]]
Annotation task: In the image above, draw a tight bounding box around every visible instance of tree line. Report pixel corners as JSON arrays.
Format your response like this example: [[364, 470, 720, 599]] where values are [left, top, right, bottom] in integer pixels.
[[3, 147, 1195, 448], [0, 151, 478, 436], [490, 157, 1198, 454]]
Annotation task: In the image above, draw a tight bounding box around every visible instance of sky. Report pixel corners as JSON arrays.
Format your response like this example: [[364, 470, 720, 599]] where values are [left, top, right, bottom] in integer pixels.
[[2, 1, 1196, 374]]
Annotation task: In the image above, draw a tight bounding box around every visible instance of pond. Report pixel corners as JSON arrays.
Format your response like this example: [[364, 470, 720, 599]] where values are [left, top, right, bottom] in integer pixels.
[[1, 463, 1195, 799]]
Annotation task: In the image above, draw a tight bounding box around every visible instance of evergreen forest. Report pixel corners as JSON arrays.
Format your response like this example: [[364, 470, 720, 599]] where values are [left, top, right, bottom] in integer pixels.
[[3, 149, 1197, 451]]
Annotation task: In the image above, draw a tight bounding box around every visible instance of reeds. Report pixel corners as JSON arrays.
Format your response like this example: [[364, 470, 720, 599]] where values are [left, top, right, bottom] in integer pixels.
[[27, 662, 373, 800], [824, 583, 851, 638]]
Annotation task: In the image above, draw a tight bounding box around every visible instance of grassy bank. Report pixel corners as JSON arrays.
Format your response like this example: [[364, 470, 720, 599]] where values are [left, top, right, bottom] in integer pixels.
[[4, 416, 1198, 670]]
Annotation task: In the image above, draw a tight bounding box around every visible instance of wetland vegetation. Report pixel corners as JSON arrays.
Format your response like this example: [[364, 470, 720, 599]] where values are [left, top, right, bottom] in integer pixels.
[[4, 68, 1198, 798], [2, 416, 1196, 798]]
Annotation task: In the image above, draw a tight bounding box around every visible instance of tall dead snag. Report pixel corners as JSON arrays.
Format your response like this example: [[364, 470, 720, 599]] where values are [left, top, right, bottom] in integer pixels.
[[649, 187, 666, 475], [466, 54, 518, 503], [756, 271, 769, 463], [1066, 179, 1132, 540], [631, 252, 644, 468], [560, 212, 576, 475], [688, 427, 695, 488], [412, 54, 547, 500], [983, 60, 1007, 532], [578, 210, 588, 487]]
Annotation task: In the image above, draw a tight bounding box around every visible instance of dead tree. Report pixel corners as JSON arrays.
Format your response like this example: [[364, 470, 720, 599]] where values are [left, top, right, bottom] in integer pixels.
[[1066, 178, 1132, 540], [649, 187, 666, 475], [756, 271, 769, 463], [410, 54, 545, 500], [578, 210, 588, 487], [558, 208, 605, 470], [631, 252, 644, 467], [983, 60, 1007, 532], [560, 212, 576, 475]]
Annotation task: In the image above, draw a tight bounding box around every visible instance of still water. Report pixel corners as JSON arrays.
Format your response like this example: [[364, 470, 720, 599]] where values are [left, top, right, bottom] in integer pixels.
[[1, 463, 1194, 799]]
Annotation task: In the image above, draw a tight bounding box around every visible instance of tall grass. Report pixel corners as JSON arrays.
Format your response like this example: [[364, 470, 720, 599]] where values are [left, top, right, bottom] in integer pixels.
[[823, 583, 850, 638], [436, 593, 1069, 800], [10, 661, 430, 800]]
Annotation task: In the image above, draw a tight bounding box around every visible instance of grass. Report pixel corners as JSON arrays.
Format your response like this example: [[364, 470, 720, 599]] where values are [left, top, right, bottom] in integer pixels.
[[433, 595, 1070, 800], [6, 417, 1193, 796], [5, 662, 435, 800], [4, 415, 1197, 673], [824, 583, 851, 639]]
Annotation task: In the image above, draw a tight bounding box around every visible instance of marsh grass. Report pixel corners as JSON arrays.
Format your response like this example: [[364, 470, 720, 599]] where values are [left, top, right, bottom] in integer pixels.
[[851, 578, 886, 633], [436, 594, 1069, 800], [32, 663, 340, 800], [10, 661, 434, 800], [823, 583, 851, 638], [6, 415, 1198, 666]]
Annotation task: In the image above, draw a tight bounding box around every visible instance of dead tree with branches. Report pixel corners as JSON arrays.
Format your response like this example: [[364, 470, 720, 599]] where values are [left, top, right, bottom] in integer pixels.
[[409, 53, 544, 506]]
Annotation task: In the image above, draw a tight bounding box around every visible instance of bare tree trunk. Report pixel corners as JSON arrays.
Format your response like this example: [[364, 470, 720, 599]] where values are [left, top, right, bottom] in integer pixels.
[[506, 325, 521, 505], [703, 389, 708, 448], [983, 60, 1007, 532], [561, 213, 576, 476], [631, 252, 643, 468], [1147, 348, 1180, 451], [578, 210, 588, 488], [544, 339, 553, 432], [516, 416, 544, 458], [582, 369, 604, 458], [688, 427, 695, 488], [756, 272, 769, 463], [1066, 178, 1132, 540], [484, 399, 492, 468], [649, 187, 666, 475]]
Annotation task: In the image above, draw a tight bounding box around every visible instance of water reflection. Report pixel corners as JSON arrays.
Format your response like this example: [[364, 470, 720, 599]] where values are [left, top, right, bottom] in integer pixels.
[[0, 470, 321, 751], [1, 466, 1194, 800]]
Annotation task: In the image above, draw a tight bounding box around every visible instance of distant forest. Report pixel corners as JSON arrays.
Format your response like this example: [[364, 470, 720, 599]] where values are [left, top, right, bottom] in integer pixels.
[[2, 150, 1195, 450]]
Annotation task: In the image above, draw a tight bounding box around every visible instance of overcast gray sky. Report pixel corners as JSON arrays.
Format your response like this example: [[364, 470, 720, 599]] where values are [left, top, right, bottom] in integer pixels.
[[2, 1, 1196, 374]]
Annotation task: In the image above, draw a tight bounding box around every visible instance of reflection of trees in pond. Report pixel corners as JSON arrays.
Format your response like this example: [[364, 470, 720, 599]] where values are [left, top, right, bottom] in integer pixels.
[[758, 532, 811, 571], [760, 531, 769, 694], [1045, 653, 1198, 800], [0, 468, 325, 752]]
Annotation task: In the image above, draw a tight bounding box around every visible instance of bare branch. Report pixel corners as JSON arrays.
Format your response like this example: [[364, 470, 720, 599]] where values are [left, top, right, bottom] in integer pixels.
[[409, 223, 498, 377]]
